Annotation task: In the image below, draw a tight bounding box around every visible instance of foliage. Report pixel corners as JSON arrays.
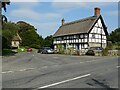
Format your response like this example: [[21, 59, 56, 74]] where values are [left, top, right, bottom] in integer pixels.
[[56, 44, 65, 54], [2, 22, 19, 49], [102, 48, 108, 56], [17, 48, 26, 52], [107, 41, 113, 50], [17, 21, 42, 49], [2, 49, 15, 55], [109, 28, 120, 44], [43, 35, 53, 48]]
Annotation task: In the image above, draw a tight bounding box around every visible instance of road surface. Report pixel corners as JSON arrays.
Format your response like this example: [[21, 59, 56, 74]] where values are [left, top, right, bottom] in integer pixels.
[[2, 52, 119, 89]]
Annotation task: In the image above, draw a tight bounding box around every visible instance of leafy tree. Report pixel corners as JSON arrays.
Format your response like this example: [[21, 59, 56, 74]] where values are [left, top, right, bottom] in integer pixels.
[[43, 35, 53, 48], [17, 21, 42, 49], [109, 28, 120, 43], [2, 22, 19, 48]]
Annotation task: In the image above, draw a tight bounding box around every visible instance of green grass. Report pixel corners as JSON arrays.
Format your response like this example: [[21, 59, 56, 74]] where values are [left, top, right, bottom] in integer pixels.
[[2, 49, 16, 56], [17, 47, 38, 52], [17, 48, 26, 52]]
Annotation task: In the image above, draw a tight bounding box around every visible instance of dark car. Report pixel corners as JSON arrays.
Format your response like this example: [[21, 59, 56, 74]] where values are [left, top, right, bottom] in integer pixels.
[[89, 47, 103, 51], [38, 47, 54, 54], [86, 49, 95, 56], [86, 47, 103, 56]]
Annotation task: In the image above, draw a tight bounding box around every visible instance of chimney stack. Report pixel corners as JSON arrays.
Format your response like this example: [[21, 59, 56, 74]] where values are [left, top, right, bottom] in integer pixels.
[[94, 7, 100, 16], [61, 18, 65, 26]]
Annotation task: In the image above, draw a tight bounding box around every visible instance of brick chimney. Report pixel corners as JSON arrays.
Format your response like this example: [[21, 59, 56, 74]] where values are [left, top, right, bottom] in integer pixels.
[[61, 18, 65, 26], [94, 7, 100, 16]]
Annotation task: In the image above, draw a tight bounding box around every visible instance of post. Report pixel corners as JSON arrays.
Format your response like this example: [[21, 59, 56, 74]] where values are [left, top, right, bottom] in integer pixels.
[[0, 1, 2, 90], [101, 28, 102, 48]]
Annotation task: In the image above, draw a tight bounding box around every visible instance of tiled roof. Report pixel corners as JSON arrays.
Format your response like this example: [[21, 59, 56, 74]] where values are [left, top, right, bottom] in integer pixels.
[[53, 15, 100, 37]]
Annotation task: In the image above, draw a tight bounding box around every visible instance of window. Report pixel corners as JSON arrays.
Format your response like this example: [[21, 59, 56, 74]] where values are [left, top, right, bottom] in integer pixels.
[[14, 42, 16, 45], [63, 36, 67, 40], [80, 34, 83, 38], [92, 34, 95, 38], [56, 37, 62, 41], [74, 35, 76, 39], [84, 34, 88, 38], [69, 35, 74, 40]]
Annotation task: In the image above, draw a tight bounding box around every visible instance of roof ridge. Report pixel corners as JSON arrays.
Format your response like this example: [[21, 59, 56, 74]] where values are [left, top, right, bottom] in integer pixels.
[[63, 15, 98, 26]]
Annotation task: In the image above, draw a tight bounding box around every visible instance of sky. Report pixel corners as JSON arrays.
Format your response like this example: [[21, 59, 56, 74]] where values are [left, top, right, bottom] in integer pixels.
[[3, 2, 118, 38]]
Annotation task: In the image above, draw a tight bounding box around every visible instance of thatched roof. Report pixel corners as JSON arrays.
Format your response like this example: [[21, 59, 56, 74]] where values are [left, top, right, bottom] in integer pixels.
[[53, 15, 106, 37], [12, 33, 22, 41]]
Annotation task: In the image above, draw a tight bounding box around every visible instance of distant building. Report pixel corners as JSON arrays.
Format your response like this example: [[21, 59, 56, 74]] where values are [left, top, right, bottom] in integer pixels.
[[53, 7, 108, 51], [11, 33, 22, 48]]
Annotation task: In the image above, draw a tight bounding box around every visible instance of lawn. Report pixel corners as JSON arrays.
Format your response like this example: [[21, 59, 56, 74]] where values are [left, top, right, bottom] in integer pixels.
[[2, 49, 16, 56]]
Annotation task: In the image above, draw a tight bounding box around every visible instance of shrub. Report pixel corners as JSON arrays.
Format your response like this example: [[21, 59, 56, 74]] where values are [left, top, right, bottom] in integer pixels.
[[30, 44, 40, 49], [102, 48, 108, 56]]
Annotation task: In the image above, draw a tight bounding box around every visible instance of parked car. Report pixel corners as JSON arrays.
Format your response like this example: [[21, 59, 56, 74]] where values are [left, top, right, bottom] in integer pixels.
[[38, 47, 54, 54], [89, 47, 103, 51], [86, 47, 103, 56], [86, 49, 95, 56], [27, 48, 32, 52]]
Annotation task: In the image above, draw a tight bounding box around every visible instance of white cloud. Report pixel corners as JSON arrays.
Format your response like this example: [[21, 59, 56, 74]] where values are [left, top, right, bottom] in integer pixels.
[[10, 8, 62, 22]]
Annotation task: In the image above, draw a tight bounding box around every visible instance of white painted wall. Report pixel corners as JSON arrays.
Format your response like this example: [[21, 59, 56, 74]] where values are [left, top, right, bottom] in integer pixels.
[[89, 18, 107, 48]]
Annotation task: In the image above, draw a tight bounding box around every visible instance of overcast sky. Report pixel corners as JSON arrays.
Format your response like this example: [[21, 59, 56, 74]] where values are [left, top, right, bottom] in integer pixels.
[[3, 2, 118, 38]]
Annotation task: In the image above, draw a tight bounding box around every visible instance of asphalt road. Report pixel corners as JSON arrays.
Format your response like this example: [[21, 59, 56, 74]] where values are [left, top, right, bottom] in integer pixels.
[[2, 52, 119, 89]]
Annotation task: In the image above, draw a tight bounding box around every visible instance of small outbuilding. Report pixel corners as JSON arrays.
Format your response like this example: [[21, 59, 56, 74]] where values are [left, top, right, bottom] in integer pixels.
[[11, 33, 22, 49]]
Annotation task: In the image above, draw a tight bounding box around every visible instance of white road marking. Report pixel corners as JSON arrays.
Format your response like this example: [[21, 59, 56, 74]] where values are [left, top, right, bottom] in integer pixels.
[[79, 59, 105, 64], [42, 66, 48, 69], [7, 71, 14, 73], [2, 68, 35, 74], [116, 66, 120, 68], [2, 72, 7, 74], [2, 71, 14, 74], [36, 74, 91, 89], [19, 69, 27, 71]]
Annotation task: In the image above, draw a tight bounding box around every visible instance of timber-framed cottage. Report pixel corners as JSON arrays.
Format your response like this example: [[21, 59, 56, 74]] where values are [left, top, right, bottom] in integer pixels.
[[53, 7, 108, 51]]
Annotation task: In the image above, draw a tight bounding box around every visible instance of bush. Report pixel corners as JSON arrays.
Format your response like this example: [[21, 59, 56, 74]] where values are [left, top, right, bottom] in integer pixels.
[[102, 48, 108, 56], [29, 44, 40, 49], [2, 49, 16, 55], [58, 49, 65, 54], [17, 48, 26, 52]]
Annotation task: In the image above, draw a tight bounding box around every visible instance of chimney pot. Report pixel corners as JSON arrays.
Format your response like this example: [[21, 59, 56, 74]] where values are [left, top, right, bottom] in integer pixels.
[[61, 18, 65, 26], [94, 7, 100, 16]]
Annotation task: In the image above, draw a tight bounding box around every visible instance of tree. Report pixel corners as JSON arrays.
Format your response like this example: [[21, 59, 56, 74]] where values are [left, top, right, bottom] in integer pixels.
[[109, 28, 120, 43], [17, 21, 42, 49], [43, 35, 53, 48], [2, 22, 19, 49]]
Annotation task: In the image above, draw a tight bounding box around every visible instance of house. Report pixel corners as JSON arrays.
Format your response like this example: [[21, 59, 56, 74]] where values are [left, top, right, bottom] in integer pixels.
[[11, 33, 22, 48], [53, 7, 108, 51]]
